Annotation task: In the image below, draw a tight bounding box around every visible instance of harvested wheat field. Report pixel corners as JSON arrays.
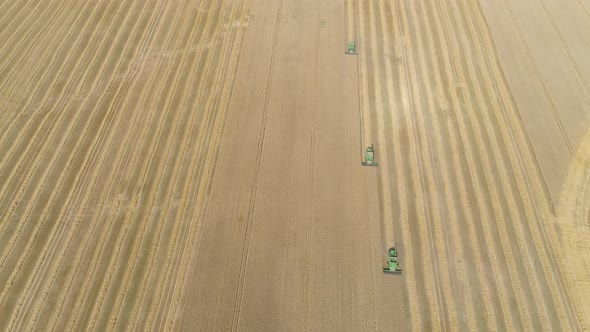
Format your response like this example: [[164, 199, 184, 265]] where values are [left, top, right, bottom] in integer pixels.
[[0, 0, 589, 330]]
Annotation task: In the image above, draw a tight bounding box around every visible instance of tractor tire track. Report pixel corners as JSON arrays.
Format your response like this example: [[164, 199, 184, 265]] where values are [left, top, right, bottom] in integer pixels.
[[229, 0, 284, 329]]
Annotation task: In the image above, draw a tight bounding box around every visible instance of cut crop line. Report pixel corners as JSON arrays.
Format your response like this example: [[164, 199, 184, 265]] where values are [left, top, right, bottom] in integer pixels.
[[387, 0, 417, 328], [0, 0, 111, 159], [0, 0, 103, 200], [426, 0, 528, 330], [52, 2, 180, 329], [0, 0, 33, 29], [0, 0, 126, 219], [399, 2, 452, 330], [157, 5, 253, 331], [122, 2, 242, 330], [63, 3, 183, 330], [458, 1, 568, 329], [429, 0, 513, 329], [403, 0, 484, 329], [74, 3, 198, 328], [0, 0, 64, 60], [18, 2, 168, 330], [0, 0, 86, 130], [0, 0, 133, 295], [0, 0, 154, 326], [444, 1, 546, 329], [0, 0, 77, 114], [469, 1, 584, 328], [85, 3, 200, 331]]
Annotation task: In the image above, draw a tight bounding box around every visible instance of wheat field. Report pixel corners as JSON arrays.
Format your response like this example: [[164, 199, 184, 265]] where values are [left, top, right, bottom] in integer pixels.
[[0, 0, 588, 330]]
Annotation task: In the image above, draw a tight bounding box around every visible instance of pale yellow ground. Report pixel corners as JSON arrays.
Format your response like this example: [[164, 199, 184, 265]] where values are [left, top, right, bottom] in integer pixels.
[[0, 0, 588, 331]]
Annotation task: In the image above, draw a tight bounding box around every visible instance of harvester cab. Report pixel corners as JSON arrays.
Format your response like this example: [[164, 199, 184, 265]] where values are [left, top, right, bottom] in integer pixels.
[[383, 246, 402, 274], [346, 41, 357, 55], [361, 144, 378, 166]]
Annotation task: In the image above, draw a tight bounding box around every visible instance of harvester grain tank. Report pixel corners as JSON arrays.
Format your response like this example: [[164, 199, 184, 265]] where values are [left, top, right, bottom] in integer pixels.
[[362, 144, 378, 166], [383, 246, 402, 274], [346, 41, 357, 55]]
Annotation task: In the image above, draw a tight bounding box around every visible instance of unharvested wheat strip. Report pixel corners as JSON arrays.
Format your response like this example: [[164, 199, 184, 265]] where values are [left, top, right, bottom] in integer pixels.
[[0, 0, 154, 323], [396, 1, 479, 329], [400, 1, 461, 330], [454, 1, 560, 329], [133, 3, 247, 329], [100, 7, 212, 329], [16, 3, 168, 330], [537, 0, 590, 93], [469, 1, 583, 328], [501, 0, 574, 154], [385, 0, 420, 329], [115, 4, 236, 329], [0, 0, 145, 274], [84, 5, 198, 330], [0, 0, 113, 157], [430, 6, 512, 331], [0, 0, 126, 218], [441, 4, 538, 330], [396, 2, 443, 330]]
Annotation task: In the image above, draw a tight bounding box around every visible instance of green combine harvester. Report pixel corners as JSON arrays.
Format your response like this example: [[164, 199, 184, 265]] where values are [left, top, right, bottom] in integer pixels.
[[346, 41, 357, 55], [383, 246, 402, 274], [361, 145, 378, 166]]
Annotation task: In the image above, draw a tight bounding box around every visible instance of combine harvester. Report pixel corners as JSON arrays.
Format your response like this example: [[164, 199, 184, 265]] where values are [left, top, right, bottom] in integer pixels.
[[383, 246, 403, 274], [361, 145, 378, 166], [346, 41, 357, 55]]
